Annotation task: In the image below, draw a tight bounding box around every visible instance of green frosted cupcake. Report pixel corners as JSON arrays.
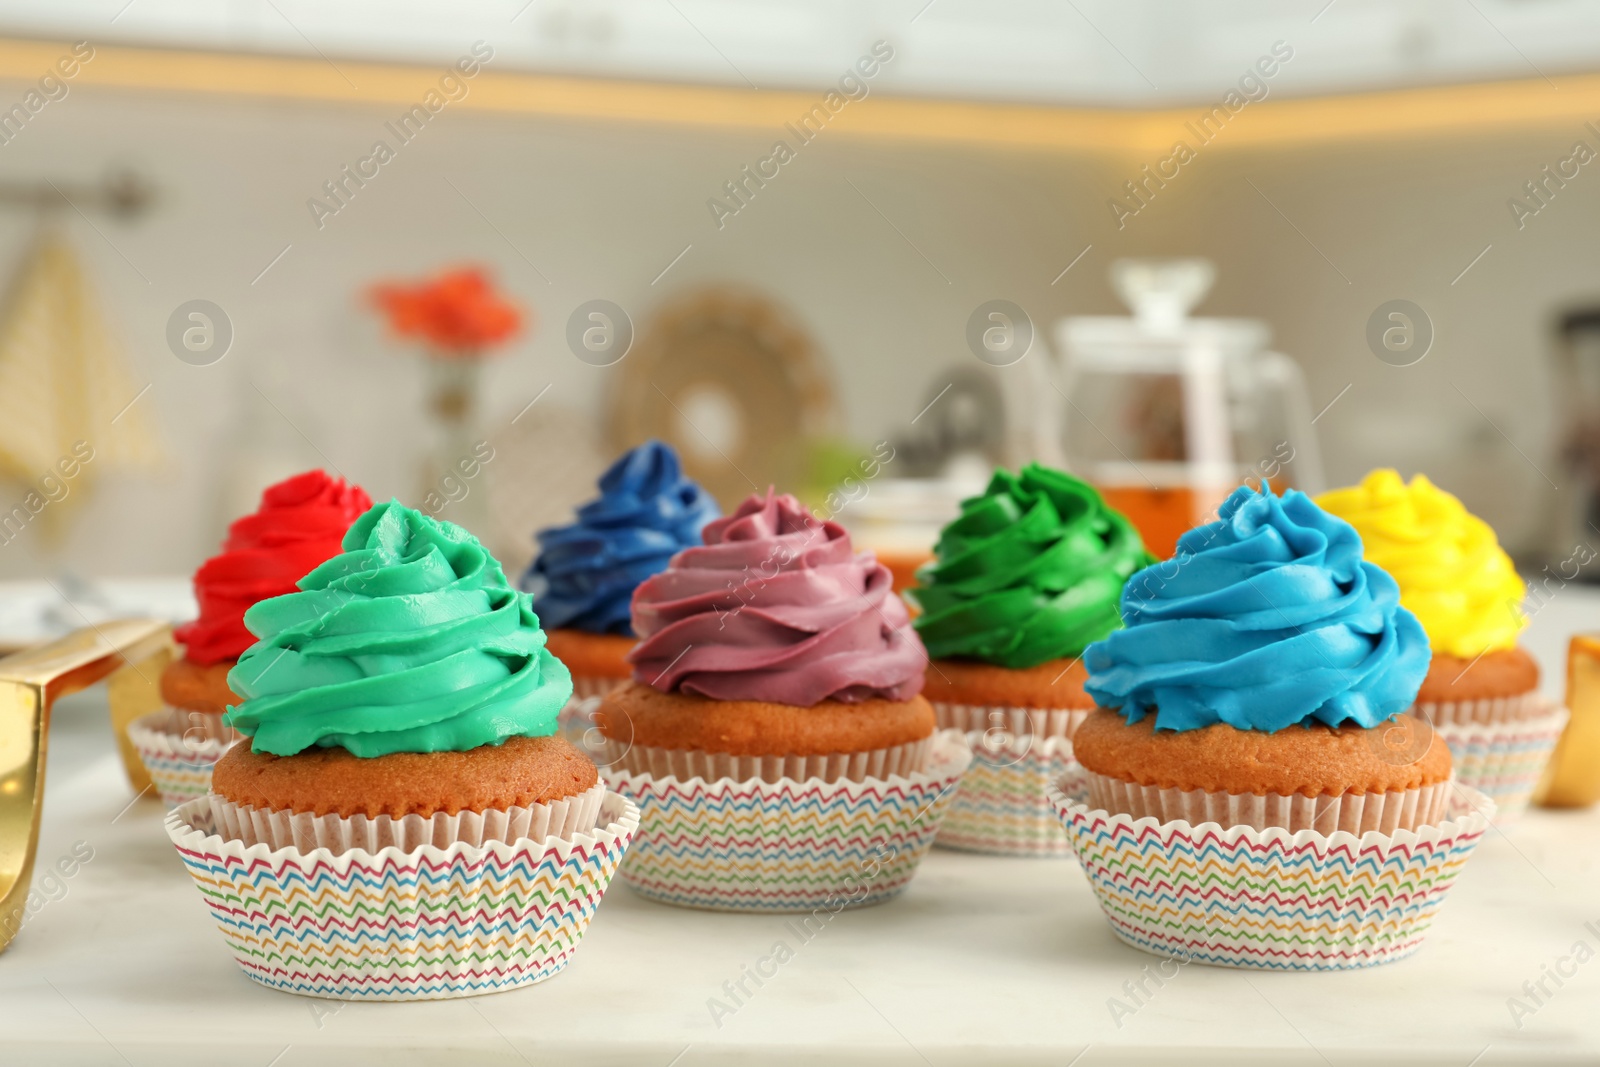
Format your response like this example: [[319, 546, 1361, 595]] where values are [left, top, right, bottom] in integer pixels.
[[907, 464, 1151, 854]]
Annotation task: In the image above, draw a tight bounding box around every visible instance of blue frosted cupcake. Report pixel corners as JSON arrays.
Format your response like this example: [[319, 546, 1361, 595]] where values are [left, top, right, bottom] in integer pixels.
[[1072, 484, 1448, 833], [522, 440, 719, 698]]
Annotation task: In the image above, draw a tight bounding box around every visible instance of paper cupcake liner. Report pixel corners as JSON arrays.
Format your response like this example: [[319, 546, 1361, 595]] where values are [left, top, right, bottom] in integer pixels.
[[164, 790, 639, 1000], [1049, 770, 1495, 970], [602, 730, 972, 913], [931, 700, 1093, 741], [207, 782, 608, 853], [1415, 690, 1543, 726], [1082, 770, 1451, 834], [1433, 703, 1569, 821], [571, 674, 628, 702], [152, 704, 242, 741], [597, 735, 933, 784], [557, 695, 605, 750], [127, 710, 239, 808], [936, 731, 1078, 856]]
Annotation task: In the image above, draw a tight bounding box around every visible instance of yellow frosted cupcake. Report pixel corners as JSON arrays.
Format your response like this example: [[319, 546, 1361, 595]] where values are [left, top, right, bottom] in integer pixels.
[[1318, 470, 1566, 818]]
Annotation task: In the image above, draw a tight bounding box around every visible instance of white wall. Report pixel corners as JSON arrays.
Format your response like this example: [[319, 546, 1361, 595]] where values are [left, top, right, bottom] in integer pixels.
[[0, 75, 1588, 580]]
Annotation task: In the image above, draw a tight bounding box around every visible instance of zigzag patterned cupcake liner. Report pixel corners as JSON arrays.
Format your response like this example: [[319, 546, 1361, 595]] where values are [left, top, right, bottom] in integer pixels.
[[1048, 773, 1495, 971], [1433, 704, 1569, 821], [936, 732, 1077, 856], [128, 711, 238, 808], [1415, 690, 1544, 726], [165, 791, 639, 1000], [603, 730, 972, 912], [571, 674, 628, 702], [557, 695, 605, 751]]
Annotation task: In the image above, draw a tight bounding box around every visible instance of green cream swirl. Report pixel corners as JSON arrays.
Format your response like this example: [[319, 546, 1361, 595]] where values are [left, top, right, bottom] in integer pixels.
[[225, 501, 572, 757], [911, 465, 1152, 669]]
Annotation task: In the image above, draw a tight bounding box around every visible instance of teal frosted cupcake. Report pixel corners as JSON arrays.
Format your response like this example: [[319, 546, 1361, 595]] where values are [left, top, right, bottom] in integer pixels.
[[164, 502, 639, 999], [212, 499, 595, 838]]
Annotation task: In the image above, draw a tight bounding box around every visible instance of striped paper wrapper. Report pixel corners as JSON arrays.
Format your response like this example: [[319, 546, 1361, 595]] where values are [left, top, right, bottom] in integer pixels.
[[1083, 771, 1452, 835], [571, 673, 629, 702], [127, 709, 242, 808], [931, 700, 1092, 740], [207, 782, 607, 852], [1048, 770, 1495, 971], [165, 790, 639, 1000], [935, 731, 1079, 856], [1414, 690, 1544, 726], [930, 701, 1091, 856], [557, 695, 605, 750], [1432, 702, 1569, 821], [602, 730, 972, 912]]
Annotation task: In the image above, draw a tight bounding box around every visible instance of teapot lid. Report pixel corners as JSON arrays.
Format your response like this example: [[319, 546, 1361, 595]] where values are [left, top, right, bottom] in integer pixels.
[[1059, 257, 1269, 368]]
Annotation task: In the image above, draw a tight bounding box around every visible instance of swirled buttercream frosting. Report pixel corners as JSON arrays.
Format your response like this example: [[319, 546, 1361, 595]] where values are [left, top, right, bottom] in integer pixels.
[[225, 501, 572, 757], [1316, 469, 1526, 657], [176, 470, 372, 665], [627, 490, 926, 705], [1084, 485, 1429, 732], [912, 464, 1152, 668], [522, 440, 719, 635]]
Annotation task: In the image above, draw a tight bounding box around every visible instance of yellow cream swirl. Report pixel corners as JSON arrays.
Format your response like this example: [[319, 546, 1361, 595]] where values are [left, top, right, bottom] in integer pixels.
[[1316, 469, 1525, 657]]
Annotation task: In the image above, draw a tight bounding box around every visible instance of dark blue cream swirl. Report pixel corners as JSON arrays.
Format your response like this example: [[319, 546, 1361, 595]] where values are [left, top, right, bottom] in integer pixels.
[[522, 440, 719, 635], [1083, 486, 1430, 733]]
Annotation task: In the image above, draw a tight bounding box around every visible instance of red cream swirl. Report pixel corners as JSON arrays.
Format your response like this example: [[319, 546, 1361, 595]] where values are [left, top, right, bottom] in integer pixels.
[[627, 490, 926, 706], [175, 470, 372, 664]]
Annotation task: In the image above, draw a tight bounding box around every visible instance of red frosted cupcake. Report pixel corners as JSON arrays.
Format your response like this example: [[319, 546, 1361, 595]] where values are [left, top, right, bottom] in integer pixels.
[[128, 470, 370, 806]]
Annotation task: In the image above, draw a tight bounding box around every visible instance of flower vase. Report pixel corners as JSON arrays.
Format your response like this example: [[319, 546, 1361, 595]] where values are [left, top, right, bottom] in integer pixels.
[[420, 355, 490, 536]]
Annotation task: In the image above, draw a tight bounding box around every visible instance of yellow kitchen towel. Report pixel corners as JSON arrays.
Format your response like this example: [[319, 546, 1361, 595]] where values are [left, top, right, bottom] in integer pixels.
[[0, 227, 162, 537]]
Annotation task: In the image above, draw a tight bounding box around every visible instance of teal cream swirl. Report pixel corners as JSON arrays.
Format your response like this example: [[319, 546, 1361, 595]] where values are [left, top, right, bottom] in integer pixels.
[[225, 501, 572, 757]]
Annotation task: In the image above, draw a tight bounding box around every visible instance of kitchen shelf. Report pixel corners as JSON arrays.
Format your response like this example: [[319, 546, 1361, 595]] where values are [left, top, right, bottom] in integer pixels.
[[3, 36, 1598, 160]]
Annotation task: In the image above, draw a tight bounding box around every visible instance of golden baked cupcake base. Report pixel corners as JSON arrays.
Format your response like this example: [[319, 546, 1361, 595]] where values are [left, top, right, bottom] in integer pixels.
[[1415, 646, 1542, 725], [160, 655, 241, 715], [597, 681, 935, 757], [595, 682, 936, 784], [1072, 708, 1454, 833], [212, 733, 599, 819]]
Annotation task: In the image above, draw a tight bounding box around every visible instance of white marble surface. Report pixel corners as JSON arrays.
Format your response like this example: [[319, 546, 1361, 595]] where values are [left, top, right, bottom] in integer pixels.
[[3, 590, 1600, 1066]]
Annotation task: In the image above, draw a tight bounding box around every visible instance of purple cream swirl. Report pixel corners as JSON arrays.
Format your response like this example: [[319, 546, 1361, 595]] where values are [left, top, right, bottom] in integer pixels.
[[627, 490, 926, 705]]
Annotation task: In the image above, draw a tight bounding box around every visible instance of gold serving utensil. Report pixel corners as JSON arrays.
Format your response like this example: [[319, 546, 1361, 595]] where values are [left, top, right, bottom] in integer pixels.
[[0, 619, 171, 956], [1536, 633, 1600, 809]]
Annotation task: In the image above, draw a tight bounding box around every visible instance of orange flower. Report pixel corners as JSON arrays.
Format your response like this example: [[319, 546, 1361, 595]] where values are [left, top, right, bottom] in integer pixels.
[[368, 267, 525, 355]]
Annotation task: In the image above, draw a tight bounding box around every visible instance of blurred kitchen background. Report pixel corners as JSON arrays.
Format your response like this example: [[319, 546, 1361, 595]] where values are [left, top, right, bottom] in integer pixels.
[[0, 0, 1598, 637]]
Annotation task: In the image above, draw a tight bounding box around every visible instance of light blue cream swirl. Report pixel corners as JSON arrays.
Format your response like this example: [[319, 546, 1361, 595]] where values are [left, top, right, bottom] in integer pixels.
[[1083, 486, 1430, 732]]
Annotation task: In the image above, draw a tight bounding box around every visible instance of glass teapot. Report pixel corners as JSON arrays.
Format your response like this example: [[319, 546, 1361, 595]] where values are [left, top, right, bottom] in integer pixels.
[[1053, 258, 1324, 557]]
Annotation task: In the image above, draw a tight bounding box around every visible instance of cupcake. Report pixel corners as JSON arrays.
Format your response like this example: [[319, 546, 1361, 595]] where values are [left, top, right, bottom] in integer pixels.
[[522, 439, 718, 700], [596, 490, 971, 911], [1317, 470, 1566, 819], [164, 501, 637, 999], [1051, 486, 1493, 969], [129, 470, 370, 806], [907, 463, 1151, 854]]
